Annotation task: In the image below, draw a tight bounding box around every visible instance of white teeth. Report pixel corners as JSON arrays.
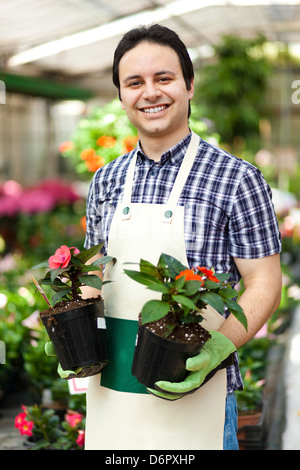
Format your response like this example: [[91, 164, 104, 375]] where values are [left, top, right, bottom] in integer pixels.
[[143, 105, 167, 114]]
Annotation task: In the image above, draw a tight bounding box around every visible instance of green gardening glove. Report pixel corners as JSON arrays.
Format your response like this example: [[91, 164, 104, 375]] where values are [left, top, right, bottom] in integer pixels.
[[44, 341, 81, 379], [147, 330, 236, 400]]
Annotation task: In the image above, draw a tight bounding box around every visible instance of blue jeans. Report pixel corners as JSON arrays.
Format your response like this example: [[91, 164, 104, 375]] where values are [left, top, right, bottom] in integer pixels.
[[223, 392, 239, 450]]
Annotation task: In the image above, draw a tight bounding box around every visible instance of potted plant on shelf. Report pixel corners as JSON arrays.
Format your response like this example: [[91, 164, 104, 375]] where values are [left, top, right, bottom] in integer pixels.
[[32, 243, 115, 379], [124, 253, 247, 388]]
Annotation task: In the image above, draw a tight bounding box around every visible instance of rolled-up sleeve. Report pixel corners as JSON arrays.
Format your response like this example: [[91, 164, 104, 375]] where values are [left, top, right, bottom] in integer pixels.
[[228, 167, 281, 259]]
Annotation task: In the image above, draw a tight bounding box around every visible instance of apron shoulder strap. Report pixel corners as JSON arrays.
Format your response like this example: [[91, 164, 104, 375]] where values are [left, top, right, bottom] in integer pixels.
[[121, 132, 200, 222], [162, 132, 200, 223]]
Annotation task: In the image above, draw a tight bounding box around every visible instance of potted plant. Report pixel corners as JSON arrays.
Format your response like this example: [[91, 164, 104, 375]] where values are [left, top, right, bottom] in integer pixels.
[[124, 253, 247, 389], [15, 404, 86, 450], [32, 243, 115, 379]]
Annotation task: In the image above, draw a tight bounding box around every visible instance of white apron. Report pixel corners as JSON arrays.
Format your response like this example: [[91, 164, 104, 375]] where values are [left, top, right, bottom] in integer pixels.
[[85, 132, 227, 450]]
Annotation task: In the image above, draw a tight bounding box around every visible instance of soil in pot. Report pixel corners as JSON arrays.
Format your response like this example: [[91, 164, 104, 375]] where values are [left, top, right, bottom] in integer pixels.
[[144, 312, 211, 345], [132, 313, 211, 389], [40, 296, 109, 378]]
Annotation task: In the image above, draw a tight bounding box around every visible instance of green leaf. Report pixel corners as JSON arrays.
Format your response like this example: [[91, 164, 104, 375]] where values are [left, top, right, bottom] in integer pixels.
[[171, 295, 199, 311], [31, 260, 50, 270], [78, 274, 102, 290], [158, 253, 188, 278], [52, 288, 71, 305], [93, 255, 116, 266], [50, 266, 70, 283], [174, 274, 186, 290], [124, 269, 169, 293], [141, 300, 170, 324], [75, 243, 104, 263], [224, 299, 248, 330], [140, 259, 164, 281], [202, 280, 222, 290], [199, 292, 225, 313], [219, 287, 238, 299], [184, 280, 203, 296], [214, 273, 231, 282]]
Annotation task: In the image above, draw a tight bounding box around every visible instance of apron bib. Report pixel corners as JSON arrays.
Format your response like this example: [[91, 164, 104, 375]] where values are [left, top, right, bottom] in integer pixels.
[[85, 132, 227, 450]]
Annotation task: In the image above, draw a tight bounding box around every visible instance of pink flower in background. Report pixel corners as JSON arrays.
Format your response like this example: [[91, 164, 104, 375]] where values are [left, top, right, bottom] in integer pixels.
[[18, 189, 55, 214], [76, 430, 85, 447], [0, 194, 19, 216], [0, 179, 80, 217], [37, 179, 79, 205], [48, 245, 80, 269], [65, 410, 84, 428], [15, 406, 34, 437]]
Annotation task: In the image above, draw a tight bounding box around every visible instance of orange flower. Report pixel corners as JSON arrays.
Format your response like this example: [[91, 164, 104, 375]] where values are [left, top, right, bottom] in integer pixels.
[[85, 155, 105, 172], [80, 215, 86, 232], [197, 267, 220, 283], [96, 136, 116, 148], [80, 148, 96, 160], [59, 141, 74, 153], [80, 148, 105, 171], [175, 269, 204, 284], [122, 135, 139, 153]]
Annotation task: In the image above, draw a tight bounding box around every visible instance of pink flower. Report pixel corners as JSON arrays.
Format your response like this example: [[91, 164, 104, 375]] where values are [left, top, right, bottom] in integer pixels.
[[76, 430, 85, 447], [15, 407, 34, 437], [18, 419, 34, 436], [18, 189, 55, 214], [15, 412, 27, 428], [48, 245, 79, 269], [65, 410, 83, 428]]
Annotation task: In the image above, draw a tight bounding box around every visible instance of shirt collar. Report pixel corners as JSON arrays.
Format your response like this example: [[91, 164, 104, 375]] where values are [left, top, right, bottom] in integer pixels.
[[136, 132, 192, 166]]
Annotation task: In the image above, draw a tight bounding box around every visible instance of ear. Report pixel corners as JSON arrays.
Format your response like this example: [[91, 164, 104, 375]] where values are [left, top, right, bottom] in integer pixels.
[[188, 78, 194, 100]]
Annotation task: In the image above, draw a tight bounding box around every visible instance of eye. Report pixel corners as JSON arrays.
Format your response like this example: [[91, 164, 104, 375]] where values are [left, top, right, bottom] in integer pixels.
[[158, 77, 172, 83], [128, 80, 142, 88]]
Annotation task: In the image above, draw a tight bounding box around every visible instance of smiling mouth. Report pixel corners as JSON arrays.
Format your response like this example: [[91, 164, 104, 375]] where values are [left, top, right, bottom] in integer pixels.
[[141, 105, 169, 114]]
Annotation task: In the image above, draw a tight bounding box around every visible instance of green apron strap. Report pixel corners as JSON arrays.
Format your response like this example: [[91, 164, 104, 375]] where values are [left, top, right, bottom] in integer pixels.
[[100, 317, 147, 394]]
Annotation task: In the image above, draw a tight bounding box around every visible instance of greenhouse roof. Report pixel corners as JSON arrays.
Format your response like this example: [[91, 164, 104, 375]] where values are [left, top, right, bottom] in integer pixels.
[[1, 0, 300, 99]]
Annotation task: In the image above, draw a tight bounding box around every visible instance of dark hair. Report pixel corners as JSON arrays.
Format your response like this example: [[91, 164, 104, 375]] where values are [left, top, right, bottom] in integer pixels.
[[112, 24, 194, 97]]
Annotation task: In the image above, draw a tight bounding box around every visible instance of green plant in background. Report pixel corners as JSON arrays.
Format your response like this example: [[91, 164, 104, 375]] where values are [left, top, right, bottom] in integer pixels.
[[0, 281, 59, 402], [15, 404, 85, 450], [59, 98, 138, 179], [196, 35, 272, 151], [59, 98, 221, 181]]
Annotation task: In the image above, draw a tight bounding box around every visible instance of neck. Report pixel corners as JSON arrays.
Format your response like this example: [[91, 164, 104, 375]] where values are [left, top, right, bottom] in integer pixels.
[[139, 128, 191, 162]]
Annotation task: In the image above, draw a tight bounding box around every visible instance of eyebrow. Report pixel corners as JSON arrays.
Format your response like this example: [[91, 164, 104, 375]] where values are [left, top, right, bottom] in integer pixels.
[[123, 70, 176, 84]]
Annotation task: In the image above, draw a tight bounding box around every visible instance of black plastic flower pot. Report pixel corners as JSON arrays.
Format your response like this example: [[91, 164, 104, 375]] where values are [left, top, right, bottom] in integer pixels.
[[131, 323, 205, 389], [40, 299, 109, 378]]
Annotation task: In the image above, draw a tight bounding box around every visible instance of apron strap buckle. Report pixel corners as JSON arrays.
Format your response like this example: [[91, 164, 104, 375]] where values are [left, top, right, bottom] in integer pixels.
[[122, 206, 131, 220], [162, 209, 174, 223]]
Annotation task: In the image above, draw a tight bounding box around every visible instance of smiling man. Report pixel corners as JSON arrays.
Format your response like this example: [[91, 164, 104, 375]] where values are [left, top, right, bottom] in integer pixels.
[[117, 41, 194, 159], [84, 24, 282, 450]]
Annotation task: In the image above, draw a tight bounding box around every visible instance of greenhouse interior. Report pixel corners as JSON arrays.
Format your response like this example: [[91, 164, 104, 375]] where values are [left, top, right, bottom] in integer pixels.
[[1, 0, 300, 452]]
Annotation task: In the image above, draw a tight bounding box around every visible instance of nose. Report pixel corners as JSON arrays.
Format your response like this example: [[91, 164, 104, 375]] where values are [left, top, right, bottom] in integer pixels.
[[142, 80, 162, 101]]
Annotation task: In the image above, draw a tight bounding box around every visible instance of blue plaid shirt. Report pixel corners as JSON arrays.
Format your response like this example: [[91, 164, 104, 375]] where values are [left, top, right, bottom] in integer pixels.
[[85, 132, 281, 393]]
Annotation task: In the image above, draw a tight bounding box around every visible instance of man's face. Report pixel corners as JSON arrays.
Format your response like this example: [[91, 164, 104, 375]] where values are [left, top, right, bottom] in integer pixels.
[[118, 41, 194, 142]]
